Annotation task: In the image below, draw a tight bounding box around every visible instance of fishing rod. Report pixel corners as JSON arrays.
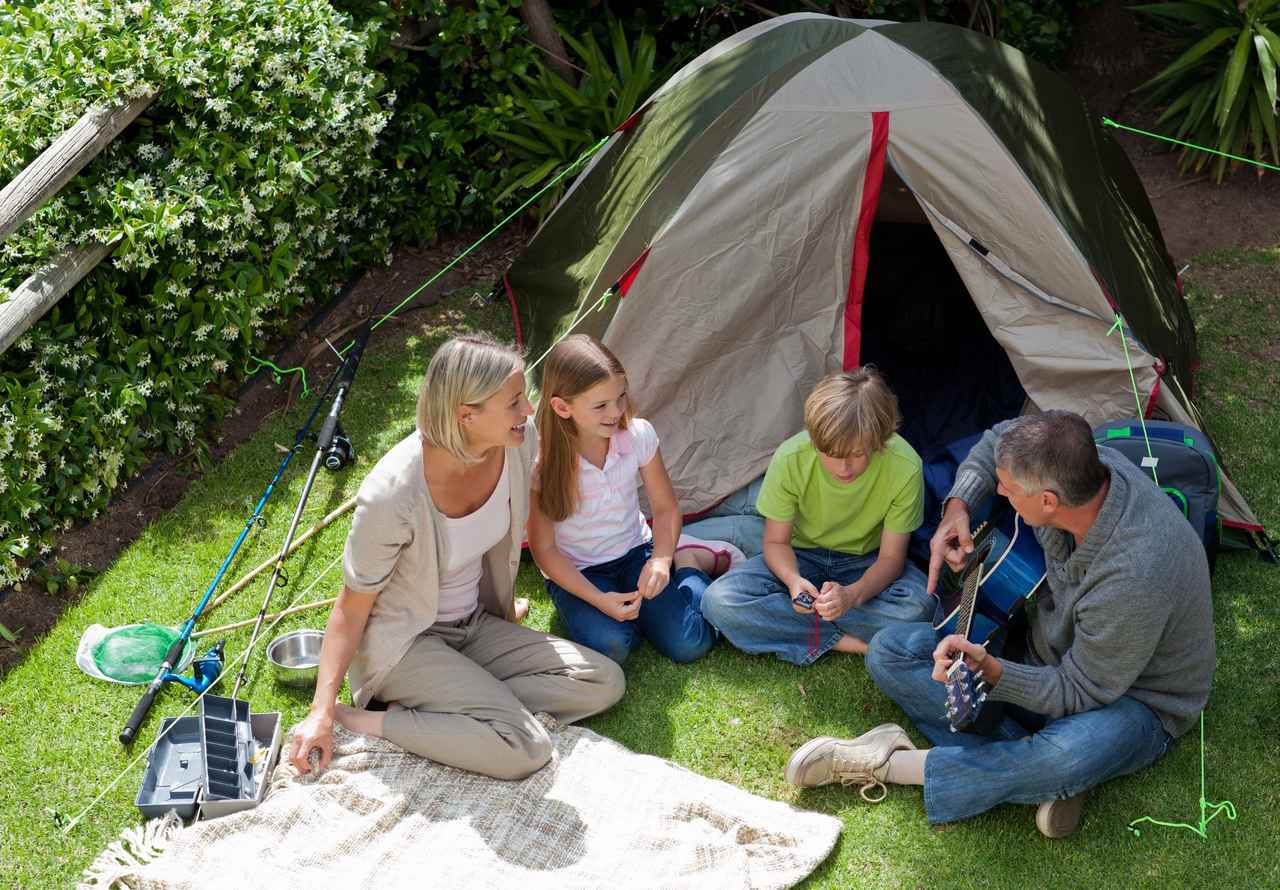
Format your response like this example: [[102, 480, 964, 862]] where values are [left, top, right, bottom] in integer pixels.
[[118, 358, 346, 745], [228, 308, 375, 701]]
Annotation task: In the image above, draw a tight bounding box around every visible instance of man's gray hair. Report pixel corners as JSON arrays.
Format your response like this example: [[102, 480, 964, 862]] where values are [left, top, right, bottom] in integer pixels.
[[994, 411, 1108, 507]]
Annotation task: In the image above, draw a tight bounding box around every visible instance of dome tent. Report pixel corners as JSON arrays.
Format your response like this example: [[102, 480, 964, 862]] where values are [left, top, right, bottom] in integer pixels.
[[503, 14, 1266, 548]]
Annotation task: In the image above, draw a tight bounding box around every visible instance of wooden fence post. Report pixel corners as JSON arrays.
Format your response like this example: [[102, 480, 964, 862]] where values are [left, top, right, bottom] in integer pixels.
[[0, 90, 157, 244]]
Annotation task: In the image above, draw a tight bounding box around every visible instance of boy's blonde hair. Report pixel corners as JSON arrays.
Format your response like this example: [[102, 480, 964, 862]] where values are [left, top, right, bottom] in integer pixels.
[[804, 366, 900, 457], [417, 333, 524, 464]]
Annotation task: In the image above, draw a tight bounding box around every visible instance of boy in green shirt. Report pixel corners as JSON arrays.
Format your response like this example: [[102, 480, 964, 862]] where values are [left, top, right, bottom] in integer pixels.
[[700, 368, 932, 663]]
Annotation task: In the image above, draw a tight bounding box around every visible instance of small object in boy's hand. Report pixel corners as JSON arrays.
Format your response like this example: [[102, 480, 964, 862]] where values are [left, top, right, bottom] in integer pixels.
[[794, 591, 815, 609], [307, 747, 324, 777]]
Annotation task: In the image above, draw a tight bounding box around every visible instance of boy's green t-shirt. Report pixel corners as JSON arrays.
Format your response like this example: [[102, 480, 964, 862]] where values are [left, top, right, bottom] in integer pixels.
[[756, 431, 924, 555]]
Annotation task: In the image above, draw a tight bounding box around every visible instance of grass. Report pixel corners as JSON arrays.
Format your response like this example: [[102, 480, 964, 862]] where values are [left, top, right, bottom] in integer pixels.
[[3, 252, 1280, 887]]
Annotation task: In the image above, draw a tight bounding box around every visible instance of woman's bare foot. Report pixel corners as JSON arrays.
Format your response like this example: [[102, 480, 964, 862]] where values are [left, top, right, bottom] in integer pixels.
[[334, 702, 386, 737], [514, 597, 530, 623]]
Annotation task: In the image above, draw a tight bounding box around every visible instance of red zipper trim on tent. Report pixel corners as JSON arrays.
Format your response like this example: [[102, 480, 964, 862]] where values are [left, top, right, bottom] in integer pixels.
[[615, 101, 652, 133], [1223, 518, 1266, 532], [616, 248, 651, 298], [1144, 373, 1161, 418], [843, 111, 889, 370], [502, 274, 525, 348]]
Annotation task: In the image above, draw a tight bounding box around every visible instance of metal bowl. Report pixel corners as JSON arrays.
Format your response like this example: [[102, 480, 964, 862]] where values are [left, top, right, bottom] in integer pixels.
[[266, 629, 324, 687]]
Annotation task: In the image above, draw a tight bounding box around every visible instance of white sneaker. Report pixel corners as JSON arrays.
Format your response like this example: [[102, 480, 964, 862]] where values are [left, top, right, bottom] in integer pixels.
[[785, 723, 916, 802]]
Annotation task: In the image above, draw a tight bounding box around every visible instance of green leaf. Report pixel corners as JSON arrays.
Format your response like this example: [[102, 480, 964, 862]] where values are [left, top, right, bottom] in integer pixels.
[[1130, 3, 1231, 27], [1256, 32, 1279, 110], [1216, 28, 1256, 128], [1137, 27, 1237, 92], [1254, 80, 1280, 164], [0, 621, 17, 644]]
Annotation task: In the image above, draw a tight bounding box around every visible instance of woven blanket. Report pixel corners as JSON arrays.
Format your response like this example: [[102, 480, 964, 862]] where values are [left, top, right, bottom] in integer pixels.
[[83, 719, 841, 889]]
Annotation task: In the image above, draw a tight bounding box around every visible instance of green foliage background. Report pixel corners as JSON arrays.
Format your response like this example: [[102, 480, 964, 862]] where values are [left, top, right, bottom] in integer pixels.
[[0, 0, 1095, 589]]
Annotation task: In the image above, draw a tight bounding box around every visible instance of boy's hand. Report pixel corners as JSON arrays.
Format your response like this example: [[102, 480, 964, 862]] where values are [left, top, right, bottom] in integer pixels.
[[600, 592, 642, 622], [637, 557, 671, 599], [788, 577, 819, 613], [815, 581, 855, 620]]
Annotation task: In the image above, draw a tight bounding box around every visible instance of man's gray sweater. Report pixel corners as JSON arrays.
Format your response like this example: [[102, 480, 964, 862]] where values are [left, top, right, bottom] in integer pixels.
[[948, 422, 1214, 738]]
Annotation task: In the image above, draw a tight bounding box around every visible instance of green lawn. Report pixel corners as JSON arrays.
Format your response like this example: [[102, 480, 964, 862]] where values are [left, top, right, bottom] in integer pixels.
[[3, 251, 1279, 887]]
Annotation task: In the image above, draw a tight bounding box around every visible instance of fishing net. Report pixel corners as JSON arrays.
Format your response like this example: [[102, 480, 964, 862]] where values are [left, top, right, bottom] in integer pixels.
[[76, 623, 196, 685]]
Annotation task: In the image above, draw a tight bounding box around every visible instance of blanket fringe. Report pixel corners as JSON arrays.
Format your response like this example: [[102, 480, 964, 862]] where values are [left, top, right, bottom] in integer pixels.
[[79, 811, 183, 889]]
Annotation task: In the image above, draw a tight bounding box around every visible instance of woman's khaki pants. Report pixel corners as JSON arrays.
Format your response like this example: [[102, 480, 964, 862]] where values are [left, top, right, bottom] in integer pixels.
[[375, 609, 625, 779]]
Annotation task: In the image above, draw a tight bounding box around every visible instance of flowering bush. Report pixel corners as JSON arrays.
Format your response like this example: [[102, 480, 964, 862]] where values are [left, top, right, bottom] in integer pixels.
[[0, 0, 392, 586]]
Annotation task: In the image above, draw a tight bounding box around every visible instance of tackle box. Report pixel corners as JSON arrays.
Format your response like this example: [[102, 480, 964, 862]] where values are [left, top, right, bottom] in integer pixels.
[[135, 704, 281, 821]]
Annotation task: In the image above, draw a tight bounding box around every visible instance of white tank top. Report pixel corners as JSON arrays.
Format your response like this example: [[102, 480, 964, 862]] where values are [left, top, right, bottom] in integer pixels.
[[435, 455, 511, 623]]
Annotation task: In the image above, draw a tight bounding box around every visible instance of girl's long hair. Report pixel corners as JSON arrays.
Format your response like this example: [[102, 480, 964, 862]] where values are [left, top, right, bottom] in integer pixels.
[[536, 334, 630, 522]]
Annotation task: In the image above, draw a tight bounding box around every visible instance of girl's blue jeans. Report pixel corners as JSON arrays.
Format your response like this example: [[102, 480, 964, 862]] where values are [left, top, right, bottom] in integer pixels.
[[546, 542, 717, 666]]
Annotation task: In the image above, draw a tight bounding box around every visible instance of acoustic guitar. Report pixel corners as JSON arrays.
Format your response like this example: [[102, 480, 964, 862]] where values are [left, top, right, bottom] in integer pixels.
[[934, 514, 1046, 732]]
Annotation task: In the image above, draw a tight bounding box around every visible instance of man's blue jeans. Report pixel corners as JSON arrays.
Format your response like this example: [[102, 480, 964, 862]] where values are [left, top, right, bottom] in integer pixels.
[[699, 547, 933, 665], [546, 542, 717, 666], [866, 622, 1173, 823]]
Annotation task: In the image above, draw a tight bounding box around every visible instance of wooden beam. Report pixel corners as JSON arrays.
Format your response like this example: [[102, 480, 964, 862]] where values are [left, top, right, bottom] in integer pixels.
[[0, 238, 119, 355], [0, 90, 157, 244]]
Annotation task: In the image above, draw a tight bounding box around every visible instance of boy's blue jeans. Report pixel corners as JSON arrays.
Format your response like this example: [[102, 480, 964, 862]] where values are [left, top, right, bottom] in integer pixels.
[[546, 542, 717, 666], [699, 547, 933, 665], [867, 622, 1172, 823]]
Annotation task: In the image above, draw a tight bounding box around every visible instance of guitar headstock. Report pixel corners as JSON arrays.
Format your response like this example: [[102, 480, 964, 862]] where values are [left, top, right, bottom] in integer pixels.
[[944, 657, 989, 732]]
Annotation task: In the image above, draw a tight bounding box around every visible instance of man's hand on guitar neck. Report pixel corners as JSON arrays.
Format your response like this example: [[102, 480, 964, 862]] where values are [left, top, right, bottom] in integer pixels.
[[927, 498, 975, 595], [931, 634, 1003, 688]]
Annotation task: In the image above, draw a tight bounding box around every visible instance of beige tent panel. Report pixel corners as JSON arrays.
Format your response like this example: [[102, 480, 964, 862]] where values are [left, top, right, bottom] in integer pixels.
[[887, 103, 1115, 326], [603, 110, 875, 511], [924, 211, 1159, 425]]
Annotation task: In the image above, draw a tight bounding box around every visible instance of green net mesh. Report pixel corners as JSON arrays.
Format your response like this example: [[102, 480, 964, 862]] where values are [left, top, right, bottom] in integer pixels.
[[90, 623, 194, 684]]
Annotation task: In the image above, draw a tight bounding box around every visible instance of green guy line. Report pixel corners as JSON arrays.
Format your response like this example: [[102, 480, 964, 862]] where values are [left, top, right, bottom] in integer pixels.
[[1128, 714, 1238, 840], [244, 357, 309, 398], [1110, 312, 1237, 841], [248, 133, 612, 390], [1102, 117, 1280, 174]]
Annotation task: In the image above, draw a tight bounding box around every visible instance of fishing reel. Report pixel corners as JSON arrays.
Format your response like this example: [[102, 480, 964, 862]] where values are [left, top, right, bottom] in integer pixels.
[[164, 639, 225, 695], [321, 422, 355, 472]]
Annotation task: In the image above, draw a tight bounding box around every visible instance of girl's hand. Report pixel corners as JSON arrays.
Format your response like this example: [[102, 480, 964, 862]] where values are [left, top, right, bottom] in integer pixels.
[[289, 708, 335, 774], [599, 591, 642, 622], [637, 557, 671, 599]]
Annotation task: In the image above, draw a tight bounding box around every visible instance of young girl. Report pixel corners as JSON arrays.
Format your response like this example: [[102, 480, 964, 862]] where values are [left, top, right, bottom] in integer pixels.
[[527, 334, 720, 665]]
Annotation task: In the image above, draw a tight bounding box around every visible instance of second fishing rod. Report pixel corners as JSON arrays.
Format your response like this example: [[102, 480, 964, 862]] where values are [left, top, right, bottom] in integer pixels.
[[223, 312, 375, 703]]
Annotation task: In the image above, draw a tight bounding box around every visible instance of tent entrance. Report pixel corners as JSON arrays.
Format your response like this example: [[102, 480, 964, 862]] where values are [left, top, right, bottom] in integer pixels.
[[856, 170, 1026, 550]]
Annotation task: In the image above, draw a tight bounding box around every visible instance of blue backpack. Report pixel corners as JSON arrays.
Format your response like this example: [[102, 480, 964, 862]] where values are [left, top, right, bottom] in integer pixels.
[[1093, 419, 1220, 569]]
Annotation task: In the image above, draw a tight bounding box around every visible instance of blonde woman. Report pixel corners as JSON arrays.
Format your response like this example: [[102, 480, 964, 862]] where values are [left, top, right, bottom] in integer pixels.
[[290, 334, 624, 780]]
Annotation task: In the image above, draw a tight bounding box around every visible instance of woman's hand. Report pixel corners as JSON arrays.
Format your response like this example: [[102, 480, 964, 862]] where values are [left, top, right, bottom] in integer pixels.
[[637, 557, 671, 599], [598, 591, 642, 622], [289, 707, 335, 774]]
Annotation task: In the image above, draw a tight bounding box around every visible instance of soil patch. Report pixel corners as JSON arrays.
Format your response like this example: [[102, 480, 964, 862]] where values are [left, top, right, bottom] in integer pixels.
[[0, 224, 530, 678]]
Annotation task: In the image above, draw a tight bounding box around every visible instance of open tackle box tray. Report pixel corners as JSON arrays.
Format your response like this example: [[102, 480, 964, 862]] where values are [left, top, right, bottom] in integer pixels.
[[135, 699, 281, 821]]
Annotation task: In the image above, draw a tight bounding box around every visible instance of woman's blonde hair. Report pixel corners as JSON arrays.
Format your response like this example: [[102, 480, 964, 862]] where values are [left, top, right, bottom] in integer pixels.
[[417, 333, 524, 464], [804, 366, 900, 457], [535, 334, 630, 522]]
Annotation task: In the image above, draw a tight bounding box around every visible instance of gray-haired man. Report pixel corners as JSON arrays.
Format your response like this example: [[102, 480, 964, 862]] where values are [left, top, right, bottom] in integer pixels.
[[783, 410, 1214, 837]]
